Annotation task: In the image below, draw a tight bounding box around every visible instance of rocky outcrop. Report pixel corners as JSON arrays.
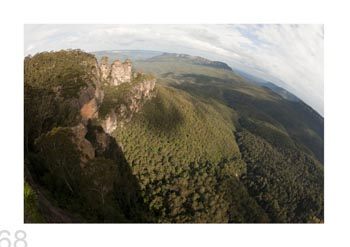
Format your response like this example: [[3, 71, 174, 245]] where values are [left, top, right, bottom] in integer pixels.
[[92, 59, 104, 104], [102, 109, 118, 134], [80, 98, 98, 120], [78, 86, 95, 109], [99, 57, 133, 86], [73, 55, 156, 134], [76, 59, 102, 123], [85, 123, 117, 157], [129, 77, 156, 112], [110, 59, 132, 86], [101, 76, 156, 134], [100, 56, 110, 80], [71, 124, 95, 167]]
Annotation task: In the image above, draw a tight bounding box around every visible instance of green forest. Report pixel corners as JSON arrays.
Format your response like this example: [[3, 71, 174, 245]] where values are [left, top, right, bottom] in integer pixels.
[[24, 50, 324, 223]]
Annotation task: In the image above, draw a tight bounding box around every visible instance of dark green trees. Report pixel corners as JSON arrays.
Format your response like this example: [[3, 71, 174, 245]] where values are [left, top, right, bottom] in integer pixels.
[[236, 130, 324, 223], [35, 127, 81, 195]]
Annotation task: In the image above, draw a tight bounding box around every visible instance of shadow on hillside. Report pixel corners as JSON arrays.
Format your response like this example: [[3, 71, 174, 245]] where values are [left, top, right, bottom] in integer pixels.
[[85, 122, 155, 223], [25, 122, 155, 223], [166, 75, 324, 164], [142, 95, 184, 133]]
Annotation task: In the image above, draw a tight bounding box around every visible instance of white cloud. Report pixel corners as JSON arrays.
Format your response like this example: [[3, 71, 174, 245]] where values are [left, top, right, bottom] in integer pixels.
[[24, 24, 324, 115]]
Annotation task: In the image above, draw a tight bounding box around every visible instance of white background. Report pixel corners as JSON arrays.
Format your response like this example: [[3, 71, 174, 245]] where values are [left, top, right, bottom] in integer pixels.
[[1, 0, 349, 246]]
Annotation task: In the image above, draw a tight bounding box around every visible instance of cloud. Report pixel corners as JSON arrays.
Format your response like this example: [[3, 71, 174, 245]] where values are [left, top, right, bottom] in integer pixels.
[[24, 24, 324, 115]]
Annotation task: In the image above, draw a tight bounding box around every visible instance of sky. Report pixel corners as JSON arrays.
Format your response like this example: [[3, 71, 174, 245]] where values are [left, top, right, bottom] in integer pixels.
[[24, 24, 324, 115]]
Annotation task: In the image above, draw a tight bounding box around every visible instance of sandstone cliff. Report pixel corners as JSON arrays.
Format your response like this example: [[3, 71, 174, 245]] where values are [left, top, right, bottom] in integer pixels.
[[77, 55, 156, 135], [24, 50, 155, 223], [100, 56, 110, 80], [71, 123, 95, 166], [99, 56, 133, 85], [110, 59, 132, 86], [101, 75, 156, 133]]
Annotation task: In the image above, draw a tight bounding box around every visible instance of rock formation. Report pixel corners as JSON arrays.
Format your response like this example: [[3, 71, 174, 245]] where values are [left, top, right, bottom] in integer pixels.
[[129, 77, 156, 112], [73, 56, 157, 134], [80, 98, 98, 120], [71, 123, 95, 167], [110, 59, 132, 86], [100, 56, 111, 80], [102, 109, 118, 134], [99, 56, 133, 85], [100, 77, 156, 133], [52, 53, 156, 174]]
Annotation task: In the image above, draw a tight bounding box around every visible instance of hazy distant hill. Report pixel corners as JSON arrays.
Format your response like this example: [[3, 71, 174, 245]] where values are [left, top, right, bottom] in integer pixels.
[[92, 50, 163, 62], [146, 53, 233, 71], [233, 69, 301, 102], [135, 53, 324, 161]]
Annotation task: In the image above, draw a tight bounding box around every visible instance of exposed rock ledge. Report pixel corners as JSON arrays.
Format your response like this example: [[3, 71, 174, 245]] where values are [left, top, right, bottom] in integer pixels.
[[100, 56, 132, 85], [71, 124, 95, 167], [77, 55, 156, 134], [101, 77, 156, 134]]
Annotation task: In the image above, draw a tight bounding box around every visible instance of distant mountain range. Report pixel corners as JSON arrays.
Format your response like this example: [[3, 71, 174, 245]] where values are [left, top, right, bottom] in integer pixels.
[[233, 69, 301, 102], [93, 50, 163, 62], [146, 53, 233, 71], [93, 50, 303, 104]]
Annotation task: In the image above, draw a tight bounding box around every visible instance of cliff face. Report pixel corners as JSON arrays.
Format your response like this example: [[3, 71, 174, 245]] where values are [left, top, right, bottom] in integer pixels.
[[129, 77, 156, 112], [39, 54, 156, 164], [71, 123, 95, 166], [24, 50, 155, 223], [99, 56, 132, 85], [100, 56, 110, 80], [78, 59, 102, 123], [101, 76, 156, 134], [102, 109, 118, 134], [75, 56, 156, 134], [110, 59, 132, 86], [80, 98, 98, 120], [25, 50, 155, 158]]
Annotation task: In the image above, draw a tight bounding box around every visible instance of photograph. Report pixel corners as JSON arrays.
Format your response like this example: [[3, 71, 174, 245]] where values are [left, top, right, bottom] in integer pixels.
[[23, 24, 324, 223]]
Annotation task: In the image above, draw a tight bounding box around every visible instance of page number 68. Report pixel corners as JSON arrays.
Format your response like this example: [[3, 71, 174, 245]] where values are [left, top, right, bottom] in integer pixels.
[[0, 230, 27, 247]]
